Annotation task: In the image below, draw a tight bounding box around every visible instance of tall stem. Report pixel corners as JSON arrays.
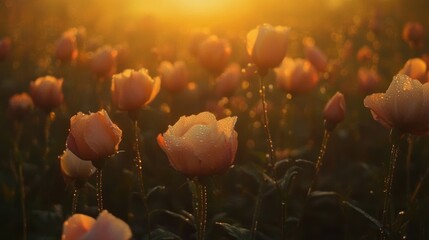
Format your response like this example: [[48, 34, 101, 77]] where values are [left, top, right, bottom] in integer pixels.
[[131, 118, 151, 237], [405, 135, 414, 200], [96, 169, 104, 212], [380, 141, 399, 239], [258, 73, 287, 237], [13, 121, 26, 240], [190, 178, 207, 240], [43, 113, 53, 168], [250, 184, 263, 240], [307, 130, 331, 196], [72, 188, 79, 215]]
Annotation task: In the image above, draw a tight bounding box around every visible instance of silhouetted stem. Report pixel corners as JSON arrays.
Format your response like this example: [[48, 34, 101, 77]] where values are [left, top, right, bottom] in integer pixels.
[[72, 188, 79, 215], [250, 184, 263, 240], [410, 160, 429, 203], [13, 121, 26, 240], [131, 118, 151, 237], [258, 73, 286, 237], [190, 178, 207, 240], [307, 130, 330, 196], [96, 169, 103, 212], [380, 140, 399, 239], [405, 135, 414, 200], [43, 113, 53, 168]]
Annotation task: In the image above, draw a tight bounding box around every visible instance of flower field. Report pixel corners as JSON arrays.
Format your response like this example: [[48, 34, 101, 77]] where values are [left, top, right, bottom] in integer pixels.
[[1, 0, 429, 239]]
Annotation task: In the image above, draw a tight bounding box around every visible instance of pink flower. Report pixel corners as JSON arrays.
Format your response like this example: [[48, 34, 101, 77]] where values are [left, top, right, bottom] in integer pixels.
[[323, 92, 346, 131], [111, 68, 160, 111], [90, 46, 118, 79], [157, 112, 238, 177], [364, 74, 429, 135], [356, 45, 373, 63], [62, 210, 132, 240], [197, 35, 231, 74], [55, 29, 78, 63], [188, 28, 211, 57], [402, 21, 425, 49], [158, 61, 189, 94], [246, 24, 289, 70], [303, 37, 328, 73], [0, 37, 11, 61], [215, 63, 242, 97], [398, 58, 427, 83], [66, 110, 122, 161], [60, 149, 96, 184], [29, 75, 64, 113], [274, 57, 319, 94], [358, 67, 380, 93], [8, 92, 34, 120]]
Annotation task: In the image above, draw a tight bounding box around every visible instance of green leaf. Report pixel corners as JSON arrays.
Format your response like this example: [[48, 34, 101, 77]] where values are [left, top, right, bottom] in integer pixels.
[[342, 200, 385, 233], [216, 222, 271, 240], [150, 209, 194, 226], [143, 228, 182, 240], [145, 185, 166, 200]]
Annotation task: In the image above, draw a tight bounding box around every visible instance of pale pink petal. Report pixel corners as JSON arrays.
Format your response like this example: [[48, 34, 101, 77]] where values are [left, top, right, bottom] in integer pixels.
[[81, 210, 132, 240], [62, 214, 95, 240]]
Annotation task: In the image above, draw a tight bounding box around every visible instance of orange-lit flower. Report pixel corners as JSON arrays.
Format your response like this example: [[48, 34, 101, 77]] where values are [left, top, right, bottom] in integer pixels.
[[66, 110, 122, 161], [90, 46, 118, 79], [29, 75, 64, 113], [55, 29, 78, 63], [188, 28, 211, 57], [358, 67, 380, 93], [356, 45, 373, 63], [402, 21, 425, 49], [215, 63, 242, 97], [111, 68, 160, 111], [197, 35, 231, 74], [398, 58, 427, 83], [8, 93, 34, 120], [364, 74, 429, 135], [303, 37, 328, 72], [0, 37, 11, 61], [157, 112, 238, 177], [246, 24, 289, 70], [158, 61, 188, 94], [60, 149, 96, 183], [274, 57, 319, 94], [323, 92, 346, 131], [62, 210, 132, 240]]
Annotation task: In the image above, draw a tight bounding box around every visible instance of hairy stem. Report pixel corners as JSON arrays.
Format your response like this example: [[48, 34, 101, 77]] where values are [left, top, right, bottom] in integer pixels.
[[405, 135, 414, 201], [190, 178, 207, 240], [250, 184, 263, 240], [72, 188, 79, 215], [307, 130, 331, 196], [96, 169, 104, 212]]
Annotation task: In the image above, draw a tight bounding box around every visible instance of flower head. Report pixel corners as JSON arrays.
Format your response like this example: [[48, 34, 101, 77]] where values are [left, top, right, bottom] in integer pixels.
[[157, 61, 188, 94], [402, 21, 425, 49], [274, 57, 319, 94], [90, 46, 118, 79], [247, 24, 289, 70], [66, 110, 122, 161], [8, 93, 34, 120], [60, 149, 96, 184], [55, 29, 78, 63], [29, 75, 64, 113], [358, 67, 380, 93], [62, 210, 132, 240], [111, 68, 160, 111], [323, 92, 346, 131], [303, 37, 328, 72], [197, 35, 231, 74], [364, 74, 429, 135], [157, 112, 238, 177], [215, 63, 242, 97], [398, 58, 427, 83]]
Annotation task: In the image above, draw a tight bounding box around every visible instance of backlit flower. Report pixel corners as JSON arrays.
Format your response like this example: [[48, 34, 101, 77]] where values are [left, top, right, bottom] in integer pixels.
[[303, 37, 328, 72], [60, 149, 96, 183], [62, 210, 132, 240], [0, 37, 11, 61], [157, 112, 238, 177], [55, 29, 78, 63], [364, 74, 429, 135], [158, 61, 188, 94], [358, 67, 380, 93], [111, 68, 160, 111], [197, 35, 231, 74], [402, 21, 425, 49], [8, 93, 34, 120], [246, 24, 289, 70], [398, 58, 427, 83], [356, 45, 373, 63], [274, 57, 319, 94], [29, 75, 64, 113], [90, 46, 118, 79], [215, 63, 242, 97], [66, 110, 122, 161]]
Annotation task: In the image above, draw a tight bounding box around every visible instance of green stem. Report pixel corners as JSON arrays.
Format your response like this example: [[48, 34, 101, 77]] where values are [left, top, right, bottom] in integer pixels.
[[131, 118, 151, 238], [190, 178, 207, 240], [380, 141, 399, 239], [250, 184, 263, 240], [405, 135, 414, 201], [96, 169, 104, 212], [13, 121, 26, 240], [43, 113, 52, 168], [307, 130, 330, 196]]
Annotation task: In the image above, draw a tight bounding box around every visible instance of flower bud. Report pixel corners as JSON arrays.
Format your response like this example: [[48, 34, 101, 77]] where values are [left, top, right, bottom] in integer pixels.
[[358, 67, 380, 93], [111, 68, 160, 111], [303, 37, 328, 72], [398, 58, 427, 83], [55, 29, 78, 63], [215, 63, 242, 97], [60, 149, 96, 184], [356, 45, 373, 63], [90, 46, 117, 79], [403, 21, 425, 49], [66, 109, 122, 161], [8, 93, 34, 120], [197, 35, 231, 74], [158, 61, 188, 94], [29, 76, 64, 113], [246, 24, 289, 70], [274, 57, 319, 94], [323, 92, 346, 131]]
